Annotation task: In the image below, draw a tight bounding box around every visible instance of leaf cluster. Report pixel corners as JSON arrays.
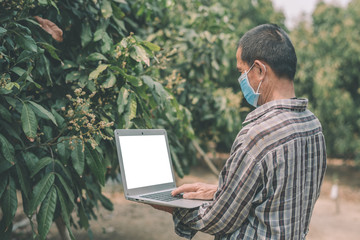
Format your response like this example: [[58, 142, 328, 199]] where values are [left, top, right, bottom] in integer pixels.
[[0, 0, 194, 238], [291, 0, 360, 162], [126, 0, 285, 152]]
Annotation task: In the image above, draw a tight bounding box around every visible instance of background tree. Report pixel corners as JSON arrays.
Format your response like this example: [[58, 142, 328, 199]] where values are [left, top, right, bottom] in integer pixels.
[[291, 0, 360, 163], [127, 0, 286, 153]]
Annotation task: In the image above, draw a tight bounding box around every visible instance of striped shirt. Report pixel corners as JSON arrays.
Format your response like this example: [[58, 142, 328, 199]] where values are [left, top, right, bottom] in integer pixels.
[[173, 98, 327, 239]]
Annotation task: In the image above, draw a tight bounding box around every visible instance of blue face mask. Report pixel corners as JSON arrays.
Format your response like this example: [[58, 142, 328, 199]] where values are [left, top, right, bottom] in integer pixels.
[[238, 63, 264, 107]]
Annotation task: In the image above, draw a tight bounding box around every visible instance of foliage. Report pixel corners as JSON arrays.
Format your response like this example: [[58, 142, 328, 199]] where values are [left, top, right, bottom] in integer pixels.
[[127, 0, 286, 152], [0, 0, 194, 238], [291, 0, 360, 162]]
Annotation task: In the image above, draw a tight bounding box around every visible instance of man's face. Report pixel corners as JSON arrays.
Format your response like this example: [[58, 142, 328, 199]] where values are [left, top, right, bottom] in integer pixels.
[[236, 48, 248, 75], [236, 48, 258, 91]]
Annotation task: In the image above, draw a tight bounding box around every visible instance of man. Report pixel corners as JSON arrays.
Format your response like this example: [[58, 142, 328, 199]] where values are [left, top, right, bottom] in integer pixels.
[[153, 24, 327, 239]]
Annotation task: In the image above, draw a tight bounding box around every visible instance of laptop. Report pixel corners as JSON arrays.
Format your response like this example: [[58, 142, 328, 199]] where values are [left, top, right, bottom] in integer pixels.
[[114, 129, 211, 209]]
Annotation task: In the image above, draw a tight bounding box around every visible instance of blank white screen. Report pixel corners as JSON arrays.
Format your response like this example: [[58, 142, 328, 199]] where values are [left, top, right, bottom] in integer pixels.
[[119, 135, 174, 189]]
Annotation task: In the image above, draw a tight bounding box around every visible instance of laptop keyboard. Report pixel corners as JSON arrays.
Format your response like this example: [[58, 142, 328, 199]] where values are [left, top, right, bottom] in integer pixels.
[[141, 190, 183, 202]]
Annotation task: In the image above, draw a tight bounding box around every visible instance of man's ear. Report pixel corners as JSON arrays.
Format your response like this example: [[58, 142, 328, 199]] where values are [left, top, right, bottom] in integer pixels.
[[254, 60, 267, 77]]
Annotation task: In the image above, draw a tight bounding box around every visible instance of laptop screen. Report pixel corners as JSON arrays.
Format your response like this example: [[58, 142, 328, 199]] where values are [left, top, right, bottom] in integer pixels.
[[118, 134, 174, 190]]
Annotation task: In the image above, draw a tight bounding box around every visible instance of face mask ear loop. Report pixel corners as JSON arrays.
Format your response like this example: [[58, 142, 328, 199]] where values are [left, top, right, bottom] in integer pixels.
[[255, 80, 263, 94], [255, 63, 266, 94], [246, 63, 255, 74]]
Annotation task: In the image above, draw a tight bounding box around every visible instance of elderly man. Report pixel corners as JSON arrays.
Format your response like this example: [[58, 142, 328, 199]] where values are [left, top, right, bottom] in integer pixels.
[[153, 24, 327, 240]]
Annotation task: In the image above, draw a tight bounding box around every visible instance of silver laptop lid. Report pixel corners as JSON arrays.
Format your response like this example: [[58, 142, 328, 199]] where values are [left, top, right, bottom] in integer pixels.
[[114, 129, 176, 197]]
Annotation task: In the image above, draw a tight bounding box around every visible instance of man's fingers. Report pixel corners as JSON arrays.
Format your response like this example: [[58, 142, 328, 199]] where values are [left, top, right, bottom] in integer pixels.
[[172, 183, 198, 196], [183, 192, 199, 199]]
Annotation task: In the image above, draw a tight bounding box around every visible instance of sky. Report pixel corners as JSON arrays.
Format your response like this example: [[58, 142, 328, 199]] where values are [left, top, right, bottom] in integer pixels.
[[271, 0, 352, 28]]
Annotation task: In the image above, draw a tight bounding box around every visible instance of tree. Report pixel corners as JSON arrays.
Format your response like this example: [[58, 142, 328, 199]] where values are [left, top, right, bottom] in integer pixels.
[[0, 0, 194, 238], [127, 0, 286, 152], [291, 0, 360, 163]]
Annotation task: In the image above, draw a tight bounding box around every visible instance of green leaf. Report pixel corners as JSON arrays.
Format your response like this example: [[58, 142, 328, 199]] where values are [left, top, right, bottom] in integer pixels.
[[85, 146, 106, 186], [51, 109, 65, 128], [78, 204, 89, 229], [115, 66, 142, 87], [130, 45, 150, 66], [112, 2, 126, 18], [15, 163, 30, 199], [1, 176, 18, 228], [126, 75, 142, 87], [29, 101, 58, 126], [0, 160, 12, 175], [99, 194, 113, 211], [100, 32, 112, 53], [128, 93, 137, 121], [71, 139, 85, 176], [39, 42, 61, 61], [30, 157, 53, 178], [54, 160, 72, 182], [0, 134, 15, 165], [21, 102, 38, 139], [55, 173, 75, 205], [112, 17, 127, 33], [93, 26, 106, 42], [37, 186, 57, 240], [56, 186, 70, 225], [22, 151, 39, 173], [16, 50, 36, 65], [0, 121, 22, 144], [41, 55, 52, 86], [4, 97, 17, 108], [89, 64, 109, 80], [141, 41, 161, 51], [117, 87, 129, 114], [0, 175, 8, 199], [65, 71, 80, 83], [38, 0, 48, 5], [81, 22, 92, 47], [0, 27, 7, 37], [102, 71, 116, 88], [28, 173, 55, 215], [171, 151, 184, 178], [57, 137, 70, 163], [141, 75, 169, 104], [56, 186, 75, 240], [11, 66, 31, 81], [14, 34, 37, 52], [101, 0, 113, 19], [86, 52, 108, 62], [5, 82, 20, 91], [11, 66, 41, 88], [62, 60, 77, 70]]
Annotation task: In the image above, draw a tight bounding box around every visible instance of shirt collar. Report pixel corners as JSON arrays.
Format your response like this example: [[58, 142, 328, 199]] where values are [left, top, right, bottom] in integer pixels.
[[243, 98, 308, 125]]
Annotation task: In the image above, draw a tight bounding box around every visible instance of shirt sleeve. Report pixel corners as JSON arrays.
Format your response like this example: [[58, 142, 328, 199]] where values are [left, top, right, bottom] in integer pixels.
[[172, 149, 263, 239]]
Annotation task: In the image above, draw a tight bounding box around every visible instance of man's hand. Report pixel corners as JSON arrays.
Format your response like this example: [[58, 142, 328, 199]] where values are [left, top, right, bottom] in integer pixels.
[[150, 204, 174, 214], [172, 182, 218, 200]]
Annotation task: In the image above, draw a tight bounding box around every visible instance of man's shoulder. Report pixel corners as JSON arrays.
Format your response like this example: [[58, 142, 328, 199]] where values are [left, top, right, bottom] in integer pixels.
[[239, 108, 322, 156]]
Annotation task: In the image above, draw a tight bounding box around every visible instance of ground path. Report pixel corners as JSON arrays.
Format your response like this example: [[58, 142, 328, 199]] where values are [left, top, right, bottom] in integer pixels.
[[41, 162, 360, 240]]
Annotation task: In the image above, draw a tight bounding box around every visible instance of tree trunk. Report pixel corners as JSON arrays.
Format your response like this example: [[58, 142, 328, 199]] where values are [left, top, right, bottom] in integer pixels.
[[55, 217, 71, 240], [192, 139, 219, 176]]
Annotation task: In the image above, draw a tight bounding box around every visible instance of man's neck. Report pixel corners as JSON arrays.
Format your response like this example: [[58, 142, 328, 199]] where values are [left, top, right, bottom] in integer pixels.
[[260, 77, 295, 105]]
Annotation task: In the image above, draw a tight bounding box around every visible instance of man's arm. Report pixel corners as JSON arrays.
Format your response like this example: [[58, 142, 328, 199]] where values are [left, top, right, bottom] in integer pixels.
[[170, 150, 262, 238]]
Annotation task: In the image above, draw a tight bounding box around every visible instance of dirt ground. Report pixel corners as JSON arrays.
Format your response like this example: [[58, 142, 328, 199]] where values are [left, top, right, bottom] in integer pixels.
[[12, 159, 360, 240]]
